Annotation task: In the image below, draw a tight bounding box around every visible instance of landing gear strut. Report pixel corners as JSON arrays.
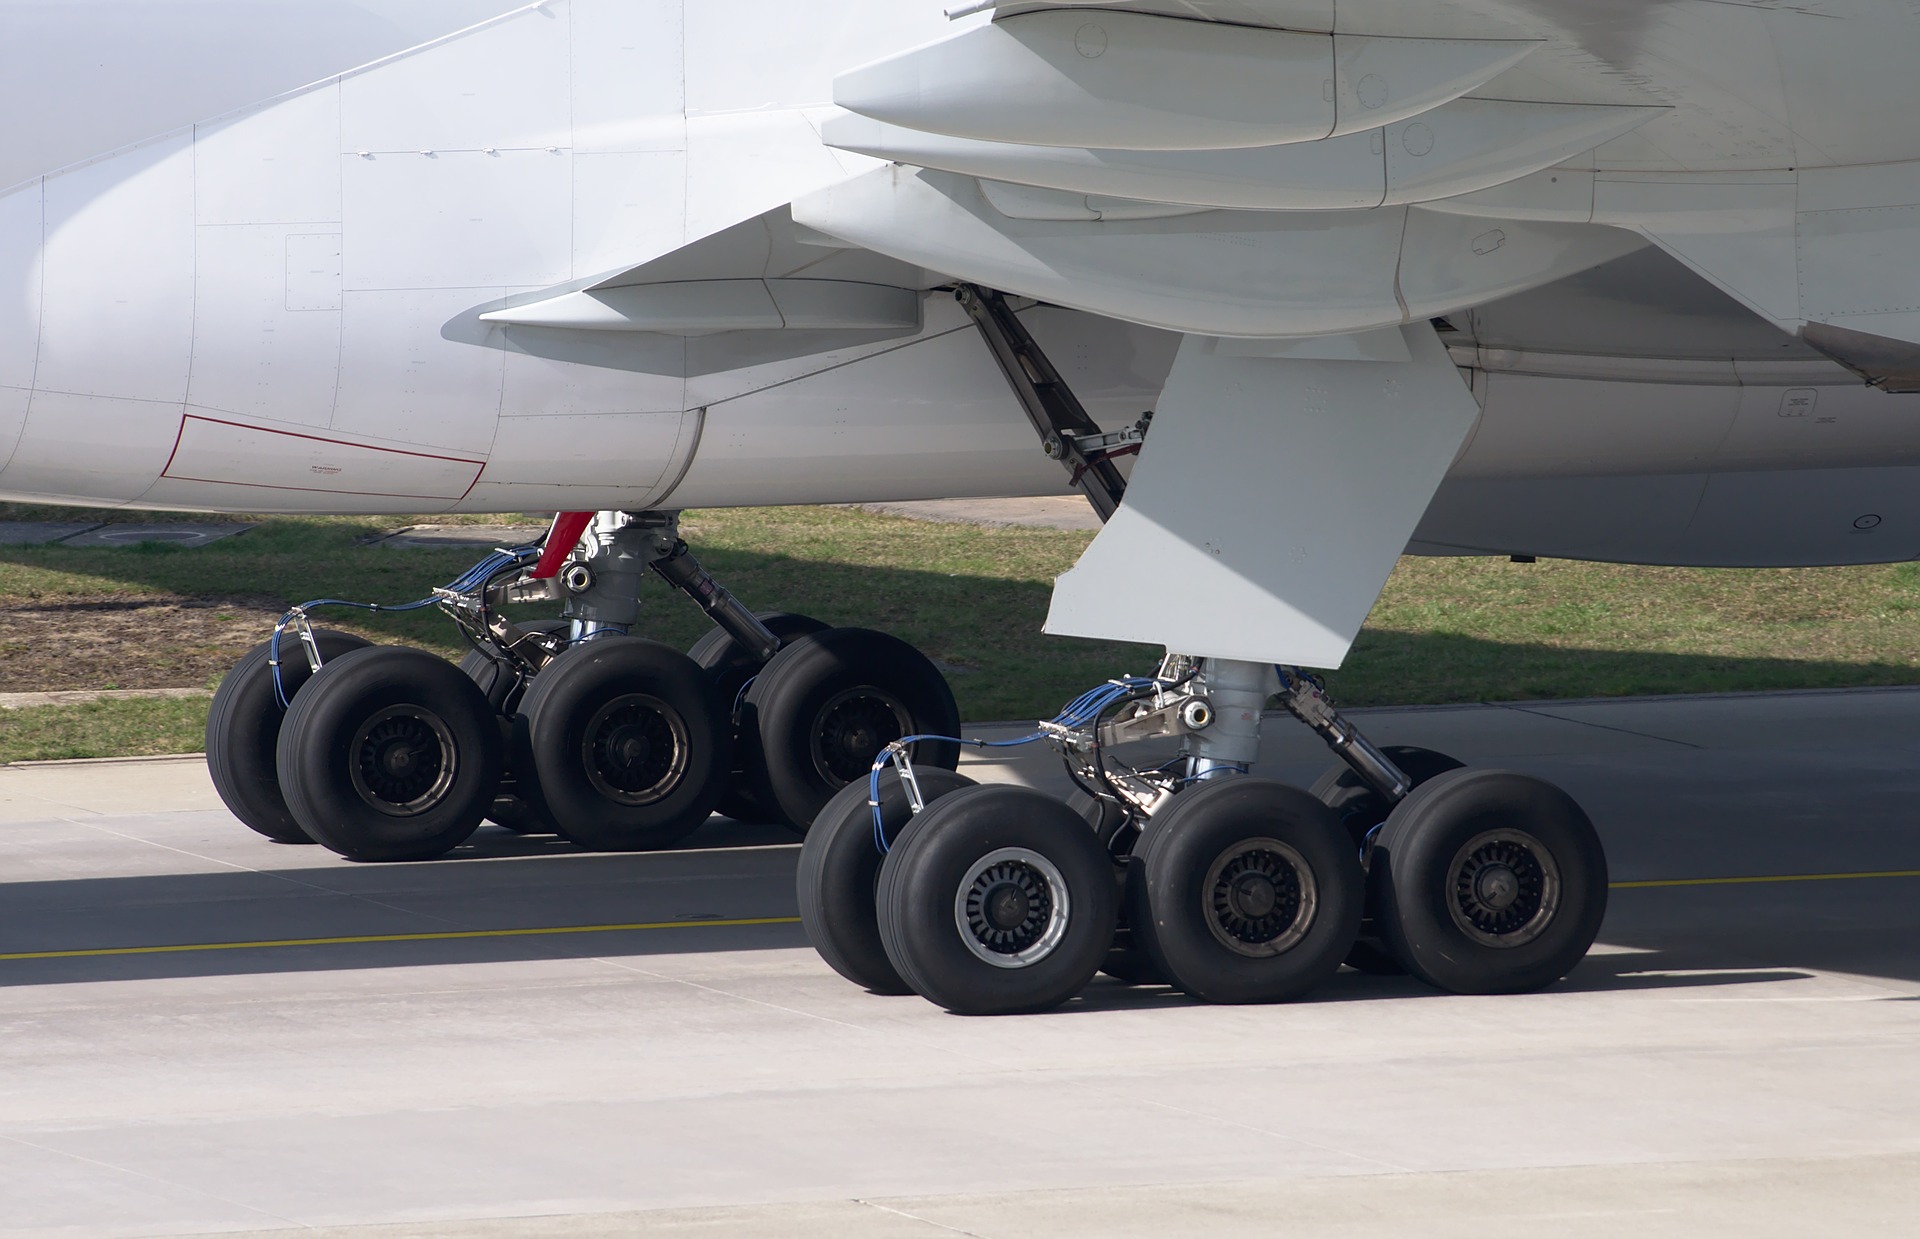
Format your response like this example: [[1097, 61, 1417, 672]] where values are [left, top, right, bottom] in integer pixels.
[[207, 509, 961, 861], [796, 286, 1609, 1013]]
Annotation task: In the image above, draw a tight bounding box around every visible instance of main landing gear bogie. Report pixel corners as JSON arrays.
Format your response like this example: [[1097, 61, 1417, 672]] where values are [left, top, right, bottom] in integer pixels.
[[206, 510, 966, 864], [801, 654, 1609, 1016]]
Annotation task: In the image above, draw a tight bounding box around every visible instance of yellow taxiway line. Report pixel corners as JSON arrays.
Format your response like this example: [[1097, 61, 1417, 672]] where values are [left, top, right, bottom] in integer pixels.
[[1609, 869, 1920, 890], [0, 916, 802, 963], [2, 869, 1917, 964]]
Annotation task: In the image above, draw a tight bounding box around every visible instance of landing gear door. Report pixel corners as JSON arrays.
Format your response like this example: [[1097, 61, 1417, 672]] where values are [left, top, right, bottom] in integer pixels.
[[1045, 323, 1482, 669]]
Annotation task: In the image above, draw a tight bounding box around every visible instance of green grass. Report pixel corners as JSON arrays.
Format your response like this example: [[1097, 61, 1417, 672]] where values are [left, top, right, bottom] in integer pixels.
[[6, 503, 1920, 762], [0, 697, 211, 764]]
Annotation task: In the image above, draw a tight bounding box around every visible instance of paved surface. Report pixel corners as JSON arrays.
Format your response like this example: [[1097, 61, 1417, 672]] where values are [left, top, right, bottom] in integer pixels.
[[3, 689, 1919, 1237], [0, 688, 211, 711], [375, 525, 549, 550], [0, 522, 256, 548]]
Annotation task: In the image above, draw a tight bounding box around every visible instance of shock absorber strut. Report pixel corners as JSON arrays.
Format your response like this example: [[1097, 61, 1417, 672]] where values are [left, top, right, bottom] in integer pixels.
[[628, 512, 782, 662]]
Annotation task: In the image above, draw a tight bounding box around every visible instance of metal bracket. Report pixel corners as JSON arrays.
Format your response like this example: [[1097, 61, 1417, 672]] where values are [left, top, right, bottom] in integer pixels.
[[1278, 673, 1412, 802], [955, 284, 1139, 521], [629, 511, 784, 662]]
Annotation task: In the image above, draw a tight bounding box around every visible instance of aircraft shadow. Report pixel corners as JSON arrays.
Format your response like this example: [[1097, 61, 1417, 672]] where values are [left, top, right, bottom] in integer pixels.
[[4, 522, 1920, 718]]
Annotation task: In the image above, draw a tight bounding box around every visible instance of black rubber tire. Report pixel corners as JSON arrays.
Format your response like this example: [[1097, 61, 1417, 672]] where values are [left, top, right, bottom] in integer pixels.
[[1310, 745, 1468, 850], [1070, 789, 1162, 985], [741, 628, 961, 834], [688, 612, 831, 824], [877, 784, 1118, 1016], [457, 620, 568, 834], [513, 637, 729, 851], [1371, 768, 1609, 995], [798, 766, 977, 995], [1310, 745, 1466, 975], [484, 796, 556, 836], [277, 646, 503, 862], [206, 629, 371, 844], [1129, 778, 1363, 1005], [457, 619, 569, 714]]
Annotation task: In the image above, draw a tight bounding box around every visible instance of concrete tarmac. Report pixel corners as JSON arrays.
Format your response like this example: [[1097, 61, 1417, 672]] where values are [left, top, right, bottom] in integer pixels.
[[2, 689, 1919, 1237]]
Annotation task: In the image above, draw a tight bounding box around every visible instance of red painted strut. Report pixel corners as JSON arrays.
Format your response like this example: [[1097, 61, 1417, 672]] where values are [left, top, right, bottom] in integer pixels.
[[529, 511, 595, 579]]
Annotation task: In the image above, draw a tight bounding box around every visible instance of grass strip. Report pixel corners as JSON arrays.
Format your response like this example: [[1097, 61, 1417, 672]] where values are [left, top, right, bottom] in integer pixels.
[[5, 504, 1920, 761]]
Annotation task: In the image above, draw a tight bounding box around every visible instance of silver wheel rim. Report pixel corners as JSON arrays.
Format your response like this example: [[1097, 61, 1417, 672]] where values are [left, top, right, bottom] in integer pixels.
[[953, 847, 1072, 969], [1202, 838, 1318, 958], [1446, 828, 1562, 948], [348, 705, 457, 818]]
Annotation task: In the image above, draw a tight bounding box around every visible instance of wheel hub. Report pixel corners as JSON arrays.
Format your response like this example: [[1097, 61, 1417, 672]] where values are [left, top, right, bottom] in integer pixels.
[[810, 688, 910, 785], [1228, 872, 1279, 920], [1203, 839, 1317, 958], [1448, 829, 1562, 948], [953, 848, 1072, 969], [349, 706, 456, 817], [1474, 863, 1522, 912], [984, 881, 1033, 932], [582, 694, 690, 807]]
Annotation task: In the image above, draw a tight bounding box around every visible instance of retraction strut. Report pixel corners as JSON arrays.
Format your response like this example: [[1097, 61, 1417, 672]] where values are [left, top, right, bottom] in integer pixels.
[[956, 284, 1413, 808], [955, 285, 1140, 521]]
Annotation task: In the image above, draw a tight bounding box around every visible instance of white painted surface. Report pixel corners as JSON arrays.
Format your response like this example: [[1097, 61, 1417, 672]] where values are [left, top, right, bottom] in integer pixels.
[[0, 179, 41, 392], [835, 12, 1533, 153], [34, 135, 196, 405], [482, 280, 921, 334], [333, 289, 506, 456], [796, 167, 1643, 340], [1047, 325, 1483, 668], [192, 84, 342, 228], [161, 414, 484, 502], [188, 225, 342, 429], [476, 410, 691, 507], [0, 392, 182, 504], [829, 99, 1657, 215], [663, 323, 1067, 509], [342, 150, 574, 292]]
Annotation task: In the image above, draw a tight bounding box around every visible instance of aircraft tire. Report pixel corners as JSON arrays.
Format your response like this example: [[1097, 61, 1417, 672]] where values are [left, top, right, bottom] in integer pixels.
[[206, 628, 370, 845], [278, 646, 503, 862], [513, 637, 729, 851], [1063, 788, 1164, 986], [687, 611, 831, 825], [1310, 745, 1466, 976], [1129, 778, 1362, 1005], [1371, 769, 1608, 994], [798, 766, 976, 995], [741, 628, 961, 833], [457, 620, 568, 834], [877, 784, 1117, 1016]]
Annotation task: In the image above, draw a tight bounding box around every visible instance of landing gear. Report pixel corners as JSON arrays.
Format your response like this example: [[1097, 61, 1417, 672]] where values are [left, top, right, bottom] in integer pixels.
[[1310, 744, 1466, 975], [688, 611, 830, 824], [1370, 769, 1608, 994], [512, 637, 729, 851], [790, 285, 1611, 1013], [798, 766, 977, 995], [1128, 778, 1362, 1005], [742, 627, 962, 832], [461, 618, 568, 835], [213, 509, 960, 862], [875, 784, 1118, 1016], [276, 646, 504, 862], [207, 628, 369, 844]]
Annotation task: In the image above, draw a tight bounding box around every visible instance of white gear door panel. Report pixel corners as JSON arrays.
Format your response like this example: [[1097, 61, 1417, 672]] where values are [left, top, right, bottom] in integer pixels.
[[1047, 323, 1482, 669]]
